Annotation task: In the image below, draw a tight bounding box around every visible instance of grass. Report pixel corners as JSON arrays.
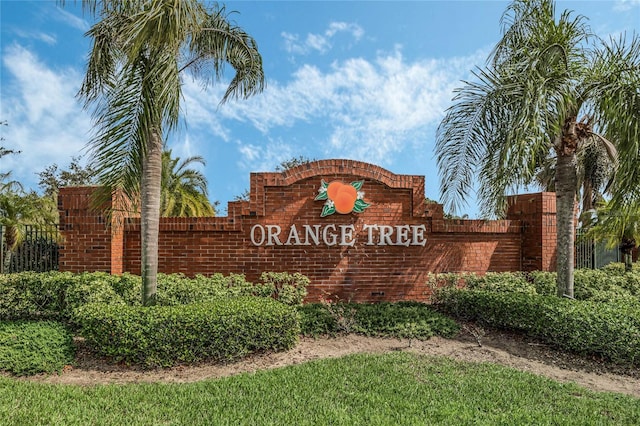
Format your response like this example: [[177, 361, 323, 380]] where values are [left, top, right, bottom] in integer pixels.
[[1, 352, 637, 425]]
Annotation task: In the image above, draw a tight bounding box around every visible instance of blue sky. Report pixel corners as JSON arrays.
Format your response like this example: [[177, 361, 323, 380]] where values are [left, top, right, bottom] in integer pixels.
[[1, 0, 639, 217]]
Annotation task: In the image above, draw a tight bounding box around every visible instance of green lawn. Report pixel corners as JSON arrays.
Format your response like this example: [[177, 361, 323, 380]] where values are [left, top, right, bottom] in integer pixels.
[[1, 352, 637, 425]]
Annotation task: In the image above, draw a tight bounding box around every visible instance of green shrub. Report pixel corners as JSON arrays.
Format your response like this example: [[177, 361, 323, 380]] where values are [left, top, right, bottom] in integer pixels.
[[299, 301, 460, 339], [156, 272, 284, 305], [0, 271, 309, 321], [0, 321, 75, 375], [298, 303, 339, 336], [110, 273, 142, 305], [64, 276, 126, 314], [259, 272, 309, 306], [74, 297, 300, 368], [527, 271, 556, 296], [156, 273, 221, 305], [436, 289, 640, 365], [466, 272, 536, 295], [430, 269, 640, 303], [353, 301, 460, 339], [0, 271, 71, 320]]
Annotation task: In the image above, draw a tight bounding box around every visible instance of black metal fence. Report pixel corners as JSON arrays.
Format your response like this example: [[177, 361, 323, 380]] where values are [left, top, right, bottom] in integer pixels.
[[0, 225, 59, 274], [575, 229, 620, 269]]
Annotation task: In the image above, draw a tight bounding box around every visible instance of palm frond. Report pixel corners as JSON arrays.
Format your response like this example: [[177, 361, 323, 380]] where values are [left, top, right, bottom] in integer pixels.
[[586, 33, 640, 204], [185, 5, 265, 103]]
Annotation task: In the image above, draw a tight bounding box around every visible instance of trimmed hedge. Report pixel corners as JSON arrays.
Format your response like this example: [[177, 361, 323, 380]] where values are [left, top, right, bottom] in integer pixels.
[[0, 271, 139, 321], [74, 297, 300, 368], [299, 301, 460, 339], [0, 271, 71, 320], [428, 264, 640, 303], [0, 321, 75, 375], [436, 289, 640, 365], [0, 271, 310, 322]]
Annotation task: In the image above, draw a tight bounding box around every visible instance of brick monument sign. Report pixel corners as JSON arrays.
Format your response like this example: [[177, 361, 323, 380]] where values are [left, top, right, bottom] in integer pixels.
[[58, 159, 557, 302]]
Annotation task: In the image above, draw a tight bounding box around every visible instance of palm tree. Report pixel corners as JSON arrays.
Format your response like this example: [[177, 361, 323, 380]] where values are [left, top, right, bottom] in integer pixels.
[[583, 200, 640, 272], [160, 150, 216, 217], [435, 0, 639, 298], [534, 137, 615, 216], [0, 190, 56, 272], [73, 0, 264, 305]]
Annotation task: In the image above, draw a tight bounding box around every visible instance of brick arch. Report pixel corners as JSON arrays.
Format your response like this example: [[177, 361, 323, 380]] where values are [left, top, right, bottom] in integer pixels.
[[279, 159, 409, 188], [245, 159, 426, 218]]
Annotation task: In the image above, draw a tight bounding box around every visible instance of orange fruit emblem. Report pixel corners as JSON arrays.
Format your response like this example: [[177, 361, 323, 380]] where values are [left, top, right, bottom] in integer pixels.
[[326, 181, 358, 214], [315, 179, 370, 217]]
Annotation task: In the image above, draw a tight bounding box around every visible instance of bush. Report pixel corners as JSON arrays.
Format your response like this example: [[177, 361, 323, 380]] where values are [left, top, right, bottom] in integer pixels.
[[0, 271, 310, 321], [428, 268, 640, 303], [436, 289, 640, 365], [0, 271, 71, 320], [466, 272, 536, 295], [0, 320, 75, 375], [299, 301, 460, 339], [527, 271, 556, 296], [574, 268, 640, 302], [64, 276, 127, 314], [155, 272, 307, 306], [155, 273, 226, 306], [259, 272, 309, 306], [74, 297, 300, 368], [298, 303, 339, 336], [353, 302, 460, 339], [0, 271, 142, 321]]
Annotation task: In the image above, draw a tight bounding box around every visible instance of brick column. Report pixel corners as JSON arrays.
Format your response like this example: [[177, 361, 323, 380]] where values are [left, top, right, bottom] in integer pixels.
[[58, 186, 113, 273], [506, 192, 557, 271]]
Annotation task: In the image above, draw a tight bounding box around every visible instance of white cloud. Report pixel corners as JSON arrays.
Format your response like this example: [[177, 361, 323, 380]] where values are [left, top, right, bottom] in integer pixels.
[[12, 29, 57, 45], [54, 7, 90, 32], [1, 44, 91, 192], [326, 22, 364, 40], [182, 45, 486, 169], [0, 40, 485, 195], [282, 21, 364, 55], [236, 139, 294, 172], [613, 0, 640, 11]]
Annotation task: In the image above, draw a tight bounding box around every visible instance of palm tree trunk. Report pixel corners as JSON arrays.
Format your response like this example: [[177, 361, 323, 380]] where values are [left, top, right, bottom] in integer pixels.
[[3, 251, 13, 274], [141, 127, 163, 306], [624, 253, 633, 272], [556, 151, 577, 298], [621, 237, 636, 272], [2, 225, 17, 273]]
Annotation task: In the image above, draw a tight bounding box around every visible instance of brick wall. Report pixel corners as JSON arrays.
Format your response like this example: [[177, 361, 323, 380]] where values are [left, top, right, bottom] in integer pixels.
[[506, 193, 557, 272], [58, 187, 113, 272], [58, 159, 557, 302]]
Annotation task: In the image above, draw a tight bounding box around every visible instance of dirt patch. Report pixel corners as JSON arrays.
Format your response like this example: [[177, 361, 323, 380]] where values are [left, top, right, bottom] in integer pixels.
[[17, 330, 640, 398]]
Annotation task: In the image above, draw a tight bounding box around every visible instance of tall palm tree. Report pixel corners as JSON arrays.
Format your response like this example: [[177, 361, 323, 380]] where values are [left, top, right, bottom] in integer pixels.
[[435, 0, 639, 298], [73, 0, 264, 305], [160, 150, 216, 217]]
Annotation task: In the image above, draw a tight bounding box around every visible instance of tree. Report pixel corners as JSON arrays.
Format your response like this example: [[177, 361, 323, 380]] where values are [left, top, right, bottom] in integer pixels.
[[534, 137, 615, 216], [160, 150, 217, 217], [37, 157, 96, 197], [584, 200, 640, 272], [274, 155, 315, 172], [435, 0, 639, 298], [73, 0, 264, 305], [0, 190, 57, 272]]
